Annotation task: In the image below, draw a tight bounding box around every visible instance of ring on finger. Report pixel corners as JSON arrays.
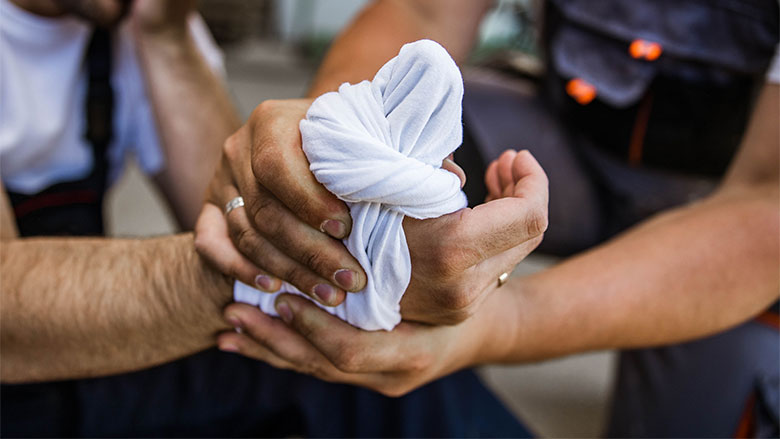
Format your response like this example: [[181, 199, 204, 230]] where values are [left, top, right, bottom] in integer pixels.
[[225, 196, 245, 215], [497, 272, 509, 287]]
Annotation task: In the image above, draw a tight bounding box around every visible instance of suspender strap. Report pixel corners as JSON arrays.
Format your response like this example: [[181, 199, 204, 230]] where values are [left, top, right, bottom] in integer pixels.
[[85, 27, 113, 174]]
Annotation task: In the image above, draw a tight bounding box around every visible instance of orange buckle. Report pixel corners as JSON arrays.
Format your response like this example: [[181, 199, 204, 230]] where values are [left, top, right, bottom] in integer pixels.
[[566, 78, 597, 105], [629, 39, 662, 61]]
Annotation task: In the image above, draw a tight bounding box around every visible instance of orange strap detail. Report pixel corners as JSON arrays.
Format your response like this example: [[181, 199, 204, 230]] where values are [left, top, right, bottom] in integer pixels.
[[629, 39, 663, 61], [566, 78, 597, 105]]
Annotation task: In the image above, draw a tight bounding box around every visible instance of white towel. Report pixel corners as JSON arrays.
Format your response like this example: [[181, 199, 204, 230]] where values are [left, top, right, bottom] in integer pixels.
[[234, 39, 467, 330]]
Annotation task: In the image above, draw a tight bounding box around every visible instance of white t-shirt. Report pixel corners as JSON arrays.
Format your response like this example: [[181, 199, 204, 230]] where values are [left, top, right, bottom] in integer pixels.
[[0, 0, 224, 194]]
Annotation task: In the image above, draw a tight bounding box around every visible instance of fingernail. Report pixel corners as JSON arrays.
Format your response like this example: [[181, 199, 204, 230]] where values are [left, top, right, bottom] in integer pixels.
[[226, 315, 243, 332], [320, 219, 347, 239], [254, 274, 276, 291], [334, 269, 356, 290], [276, 301, 293, 323], [313, 284, 337, 305], [219, 343, 239, 353]]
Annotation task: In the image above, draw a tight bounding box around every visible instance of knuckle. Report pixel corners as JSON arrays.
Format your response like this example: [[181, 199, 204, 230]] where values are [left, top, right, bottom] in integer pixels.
[[222, 133, 241, 161], [192, 232, 211, 257], [281, 265, 308, 289], [331, 343, 362, 373], [433, 285, 478, 317], [251, 99, 278, 119], [426, 245, 466, 278], [234, 227, 257, 255], [302, 248, 329, 274], [303, 358, 327, 378], [284, 192, 314, 218], [248, 196, 278, 232], [405, 352, 434, 373], [251, 141, 277, 181], [527, 209, 549, 237]]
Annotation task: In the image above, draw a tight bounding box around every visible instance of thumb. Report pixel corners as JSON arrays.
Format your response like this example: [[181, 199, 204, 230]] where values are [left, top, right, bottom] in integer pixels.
[[451, 150, 548, 265]]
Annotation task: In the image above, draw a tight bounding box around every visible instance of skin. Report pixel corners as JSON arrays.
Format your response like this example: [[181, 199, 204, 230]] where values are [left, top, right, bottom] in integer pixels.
[[194, 0, 547, 324], [202, 0, 779, 397], [0, 0, 239, 382], [219, 83, 779, 397]]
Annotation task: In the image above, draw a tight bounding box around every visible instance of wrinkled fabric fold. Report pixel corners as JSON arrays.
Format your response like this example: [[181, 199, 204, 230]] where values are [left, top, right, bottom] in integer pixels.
[[234, 39, 467, 330]]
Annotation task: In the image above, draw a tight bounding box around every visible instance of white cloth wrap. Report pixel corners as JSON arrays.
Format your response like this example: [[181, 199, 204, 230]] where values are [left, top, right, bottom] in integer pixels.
[[234, 39, 467, 330]]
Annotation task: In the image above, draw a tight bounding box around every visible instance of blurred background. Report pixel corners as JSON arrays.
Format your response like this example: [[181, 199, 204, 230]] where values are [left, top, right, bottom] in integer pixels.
[[105, 1, 615, 436]]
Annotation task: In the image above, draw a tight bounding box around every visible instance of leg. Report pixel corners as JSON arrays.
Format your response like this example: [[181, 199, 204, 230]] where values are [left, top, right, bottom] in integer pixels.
[[65, 349, 529, 437]]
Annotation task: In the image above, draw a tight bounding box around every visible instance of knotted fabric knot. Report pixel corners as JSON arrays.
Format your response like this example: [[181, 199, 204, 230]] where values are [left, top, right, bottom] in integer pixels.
[[234, 40, 467, 330]]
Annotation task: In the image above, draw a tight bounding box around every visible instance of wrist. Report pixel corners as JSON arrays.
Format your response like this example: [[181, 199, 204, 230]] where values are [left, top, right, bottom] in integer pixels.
[[452, 284, 522, 367], [132, 19, 191, 47]]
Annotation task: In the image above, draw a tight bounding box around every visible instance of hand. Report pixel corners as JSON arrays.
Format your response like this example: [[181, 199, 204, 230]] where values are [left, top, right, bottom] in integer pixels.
[[130, 0, 195, 37], [195, 99, 367, 307], [217, 293, 489, 397], [485, 149, 541, 202], [196, 97, 547, 323], [399, 149, 548, 324]]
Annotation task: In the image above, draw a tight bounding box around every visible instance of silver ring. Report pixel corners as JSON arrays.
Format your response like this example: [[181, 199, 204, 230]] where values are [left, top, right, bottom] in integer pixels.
[[224, 196, 245, 215], [497, 272, 509, 287]]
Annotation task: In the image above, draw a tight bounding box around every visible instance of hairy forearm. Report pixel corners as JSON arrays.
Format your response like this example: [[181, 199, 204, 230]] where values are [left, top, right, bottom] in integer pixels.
[[0, 233, 232, 383], [308, 0, 491, 97], [488, 186, 779, 363], [135, 26, 240, 230]]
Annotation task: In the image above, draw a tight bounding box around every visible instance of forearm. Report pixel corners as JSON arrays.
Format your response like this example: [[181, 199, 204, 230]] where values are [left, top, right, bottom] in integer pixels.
[[308, 0, 491, 97], [0, 233, 232, 383], [135, 25, 240, 229], [488, 187, 779, 363]]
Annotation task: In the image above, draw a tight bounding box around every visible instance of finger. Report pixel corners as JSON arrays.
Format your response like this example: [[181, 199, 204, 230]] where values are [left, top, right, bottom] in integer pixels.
[[496, 149, 518, 191], [214, 181, 282, 291], [223, 303, 374, 385], [511, 150, 550, 208], [458, 197, 547, 263], [222, 303, 322, 370], [247, 100, 353, 239], [194, 203, 278, 290], [225, 205, 348, 307], [441, 158, 466, 189], [232, 171, 366, 292], [436, 153, 548, 266], [217, 331, 297, 371], [274, 294, 409, 373], [484, 160, 501, 201]]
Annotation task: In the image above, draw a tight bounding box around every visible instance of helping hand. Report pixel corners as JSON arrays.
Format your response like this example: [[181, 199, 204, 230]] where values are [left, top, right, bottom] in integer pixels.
[[217, 294, 482, 397], [400, 149, 548, 324], [196, 98, 548, 324], [195, 99, 366, 307]]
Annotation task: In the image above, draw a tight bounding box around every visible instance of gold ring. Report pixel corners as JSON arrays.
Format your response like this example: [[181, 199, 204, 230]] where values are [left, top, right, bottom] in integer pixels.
[[498, 272, 509, 287]]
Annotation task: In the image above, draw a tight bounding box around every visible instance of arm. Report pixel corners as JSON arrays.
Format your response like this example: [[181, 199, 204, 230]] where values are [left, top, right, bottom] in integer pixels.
[[0, 183, 233, 383], [499, 83, 779, 361], [308, 0, 494, 96], [132, 0, 240, 230], [216, 84, 779, 396]]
